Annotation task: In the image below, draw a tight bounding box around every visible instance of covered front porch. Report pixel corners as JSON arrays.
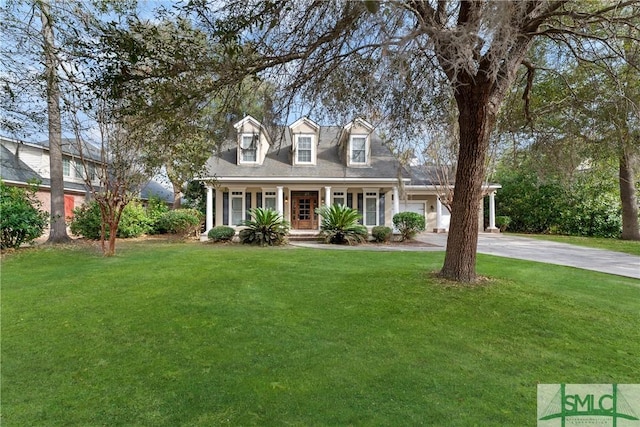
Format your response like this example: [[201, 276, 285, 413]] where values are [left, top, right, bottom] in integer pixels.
[[203, 180, 404, 233], [203, 182, 501, 234]]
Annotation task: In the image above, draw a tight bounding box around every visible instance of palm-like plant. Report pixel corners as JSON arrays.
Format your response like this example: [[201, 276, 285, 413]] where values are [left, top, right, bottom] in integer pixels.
[[239, 207, 290, 246], [315, 204, 368, 245]]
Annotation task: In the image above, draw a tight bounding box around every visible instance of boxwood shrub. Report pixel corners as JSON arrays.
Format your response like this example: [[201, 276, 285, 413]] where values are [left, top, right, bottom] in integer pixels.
[[392, 212, 425, 241], [157, 209, 203, 238], [371, 226, 392, 243], [208, 225, 235, 242]]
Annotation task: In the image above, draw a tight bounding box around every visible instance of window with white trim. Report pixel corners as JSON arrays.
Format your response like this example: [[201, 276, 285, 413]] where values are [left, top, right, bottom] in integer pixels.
[[73, 160, 83, 179], [87, 163, 97, 181], [62, 158, 71, 177], [230, 191, 244, 225], [350, 136, 367, 164], [364, 191, 378, 226], [333, 191, 345, 206], [263, 191, 276, 210], [296, 135, 313, 164], [240, 134, 258, 163]]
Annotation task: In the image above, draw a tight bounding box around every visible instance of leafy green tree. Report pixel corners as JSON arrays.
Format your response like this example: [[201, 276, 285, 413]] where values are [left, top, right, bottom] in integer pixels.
[[87, 17, 276, 208], [0, 180, 48, 249], [495, 156, 623, 237], [497, 32, 640, 240]]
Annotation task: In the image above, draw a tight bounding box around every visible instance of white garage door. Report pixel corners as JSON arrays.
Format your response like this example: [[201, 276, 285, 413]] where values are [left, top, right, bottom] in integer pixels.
[[400, 202, 425, 216]]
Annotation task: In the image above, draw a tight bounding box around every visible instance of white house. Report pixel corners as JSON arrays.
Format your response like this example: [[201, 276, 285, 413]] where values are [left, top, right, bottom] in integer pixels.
[[197, 116, 500, 233]]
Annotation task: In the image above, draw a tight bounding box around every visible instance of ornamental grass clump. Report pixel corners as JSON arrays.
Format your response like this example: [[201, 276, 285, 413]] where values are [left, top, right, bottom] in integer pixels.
[[316, 204, 367, 245], [239, 208, 289, 246]]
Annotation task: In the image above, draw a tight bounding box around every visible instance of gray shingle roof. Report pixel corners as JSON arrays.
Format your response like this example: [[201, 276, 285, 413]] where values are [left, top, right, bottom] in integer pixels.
[[202, 126, 409, 181], [1, 137, 173, 200], [0, 144, 41, 184]]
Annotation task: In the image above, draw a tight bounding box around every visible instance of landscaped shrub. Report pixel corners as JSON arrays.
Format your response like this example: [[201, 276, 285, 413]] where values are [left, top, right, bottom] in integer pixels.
[[392, 212, 425, 241], [315, 204, 368, 245], [208, 225, 235, 242], [371, 225, 392, 243], [70, 201, 103, 239], [70, 200, 151, 239], [117, 201, 152, 238], [495, 164, 623, 237], [157, 209, 204, 238], [239, 208, 290, 246], [0, 180, 48, 249], [495, 216, 512, 232], [145, 196, 170, 234]]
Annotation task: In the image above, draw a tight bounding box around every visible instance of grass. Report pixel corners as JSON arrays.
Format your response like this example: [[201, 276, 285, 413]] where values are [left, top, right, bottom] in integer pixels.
[[2, 241, 639, 426], [511, 233, 640, 256]]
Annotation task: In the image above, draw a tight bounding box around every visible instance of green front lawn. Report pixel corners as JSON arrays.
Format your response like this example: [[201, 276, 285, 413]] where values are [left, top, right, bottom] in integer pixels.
[[2, 242, 639, 426], [512, 233, 640, 256]]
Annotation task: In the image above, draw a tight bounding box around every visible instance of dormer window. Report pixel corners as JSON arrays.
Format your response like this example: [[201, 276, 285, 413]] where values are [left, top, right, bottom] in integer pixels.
[[290, 117, 319, 166], [295, 135, 314, 164], [240, 134, 258, 163], [350, 136, 368, 164]]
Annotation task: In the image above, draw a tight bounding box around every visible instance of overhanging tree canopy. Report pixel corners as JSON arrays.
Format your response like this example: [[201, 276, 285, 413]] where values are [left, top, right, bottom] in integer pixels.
[[86, 1, 639, 282], [182, 0, 638, 282]]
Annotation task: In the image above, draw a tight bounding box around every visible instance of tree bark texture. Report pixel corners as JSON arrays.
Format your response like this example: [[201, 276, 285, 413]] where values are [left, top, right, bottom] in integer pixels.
[[40, 0, 70, 244], [172, 181, 182, 209], [440, 83, 495, 282], [619, 147, 640, 240]]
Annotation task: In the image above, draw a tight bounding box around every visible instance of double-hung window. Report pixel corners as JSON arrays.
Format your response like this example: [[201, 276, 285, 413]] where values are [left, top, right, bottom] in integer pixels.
[[263, 191, 277, 211], [333, 191, 345, 206], [296, 135, 313, 164], [241, 135, 258, 163], [62, 158, 71, 177], [364, 192, 378, 226], [350, 136, 367, 164], [88, 163, 97, 182], [231, 191, 244, 225]]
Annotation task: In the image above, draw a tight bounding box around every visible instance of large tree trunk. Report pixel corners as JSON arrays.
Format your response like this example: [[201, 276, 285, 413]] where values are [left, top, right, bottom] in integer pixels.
[[619, 146, 639, 240], [171, 181, 183, 209], [440, 83, 495, 283], [40, 0, 70, 244]]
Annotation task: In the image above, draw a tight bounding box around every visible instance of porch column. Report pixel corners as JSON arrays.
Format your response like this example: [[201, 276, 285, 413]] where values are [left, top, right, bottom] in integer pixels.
[[324, 186, 331, 207], [276, 186, 284, 216], [434, 197, 446, 233], [205, 186, 213, 232], [393, 186, 400, 216], [487, 191, 499, 233], [215, 188, 223, 226]]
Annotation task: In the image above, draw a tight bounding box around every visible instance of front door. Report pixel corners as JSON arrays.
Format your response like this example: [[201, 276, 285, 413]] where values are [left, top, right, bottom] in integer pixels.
[[291, 191, 318, 229]]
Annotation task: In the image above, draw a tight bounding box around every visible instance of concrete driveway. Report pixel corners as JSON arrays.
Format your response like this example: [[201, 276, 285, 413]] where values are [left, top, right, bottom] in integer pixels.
[[416, 233, 640, 280], [292, 233, 640, 280]]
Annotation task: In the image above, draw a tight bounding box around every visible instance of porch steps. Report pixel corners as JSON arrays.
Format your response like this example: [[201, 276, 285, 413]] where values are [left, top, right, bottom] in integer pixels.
[[288, 232, 323, 242]]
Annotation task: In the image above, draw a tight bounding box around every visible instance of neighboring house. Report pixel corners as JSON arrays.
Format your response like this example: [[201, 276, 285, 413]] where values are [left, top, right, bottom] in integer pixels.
[[197, 116, 501, 233], [0, 136, 173, 218]]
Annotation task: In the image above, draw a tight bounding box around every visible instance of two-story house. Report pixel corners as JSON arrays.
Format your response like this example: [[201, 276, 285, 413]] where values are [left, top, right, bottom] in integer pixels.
[[198, 116, 500, 234], [1, 136, 173, 218]]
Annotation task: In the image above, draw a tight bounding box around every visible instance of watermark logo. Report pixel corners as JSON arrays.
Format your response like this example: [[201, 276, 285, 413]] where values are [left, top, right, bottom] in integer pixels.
[[538, 384, 640, 427]]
